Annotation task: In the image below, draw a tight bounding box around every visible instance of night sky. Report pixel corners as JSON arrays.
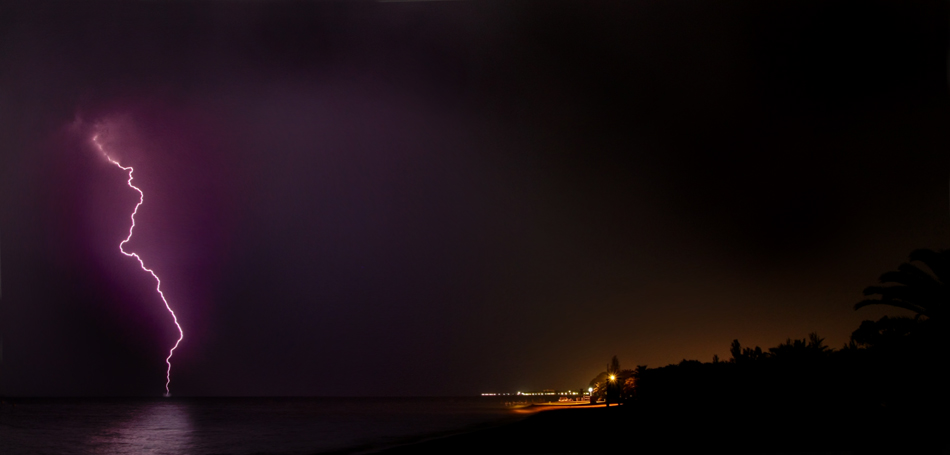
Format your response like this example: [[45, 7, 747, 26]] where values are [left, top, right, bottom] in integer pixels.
[[1, 0, 948, 397]]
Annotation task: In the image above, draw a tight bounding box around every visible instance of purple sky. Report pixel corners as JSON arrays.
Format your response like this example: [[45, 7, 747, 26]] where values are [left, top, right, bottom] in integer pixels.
[[1, 0, 948, 396]]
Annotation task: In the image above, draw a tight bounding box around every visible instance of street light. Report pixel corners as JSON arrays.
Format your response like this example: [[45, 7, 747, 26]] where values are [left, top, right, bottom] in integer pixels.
[[606, 375, 617, 407]]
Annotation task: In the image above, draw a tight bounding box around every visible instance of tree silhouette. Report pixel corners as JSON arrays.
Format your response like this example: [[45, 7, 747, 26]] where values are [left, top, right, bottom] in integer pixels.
[[850, 315, 918, 348], [729, 339, 741, 362], [855, 248, 949, 321], [807, 332, 828, 352], [589, 356, 631, 405], [730, 339, 767, 363], [607, 355, 620, 375], [589, 371, 610, 400]]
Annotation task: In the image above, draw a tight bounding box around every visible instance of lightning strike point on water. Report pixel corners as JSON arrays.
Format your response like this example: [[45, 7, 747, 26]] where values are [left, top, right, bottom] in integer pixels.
[[92, 133, 183, 397]]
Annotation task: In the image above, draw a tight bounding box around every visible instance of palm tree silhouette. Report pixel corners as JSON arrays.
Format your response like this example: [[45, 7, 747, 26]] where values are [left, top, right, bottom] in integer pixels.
[[855, 248, 949, 321]]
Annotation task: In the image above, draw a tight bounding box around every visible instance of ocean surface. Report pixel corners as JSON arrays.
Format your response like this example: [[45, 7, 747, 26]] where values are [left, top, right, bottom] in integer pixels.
[[0, 397, 528, 455]]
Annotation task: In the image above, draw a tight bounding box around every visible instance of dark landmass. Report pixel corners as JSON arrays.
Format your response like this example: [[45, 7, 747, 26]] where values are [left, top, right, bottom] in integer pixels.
[[375, 250, 950, 454], [372, 398, 943, 455]]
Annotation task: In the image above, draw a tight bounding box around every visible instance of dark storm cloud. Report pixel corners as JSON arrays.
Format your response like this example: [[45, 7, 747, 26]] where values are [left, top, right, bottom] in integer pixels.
[[0, 0, 948, 396]]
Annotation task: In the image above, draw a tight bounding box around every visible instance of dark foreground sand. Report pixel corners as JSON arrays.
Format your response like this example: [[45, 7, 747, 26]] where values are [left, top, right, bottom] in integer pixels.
[[367, 403, 946, 455]]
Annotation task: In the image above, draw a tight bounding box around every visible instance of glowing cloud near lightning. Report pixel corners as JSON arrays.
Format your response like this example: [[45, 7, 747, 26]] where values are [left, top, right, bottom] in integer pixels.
[[92, 133, 183, 397]]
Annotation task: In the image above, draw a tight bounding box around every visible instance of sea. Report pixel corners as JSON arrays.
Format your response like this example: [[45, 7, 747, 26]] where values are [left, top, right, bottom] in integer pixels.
[[0, 397, 532, 455]]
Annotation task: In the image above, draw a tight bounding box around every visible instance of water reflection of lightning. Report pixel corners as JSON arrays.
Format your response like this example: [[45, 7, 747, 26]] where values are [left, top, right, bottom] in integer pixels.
[[92, 134, 183, 397]]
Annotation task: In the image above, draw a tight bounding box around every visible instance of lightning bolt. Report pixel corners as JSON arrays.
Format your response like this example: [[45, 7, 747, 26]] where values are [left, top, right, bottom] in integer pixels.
[[92, 133, 183, 397]]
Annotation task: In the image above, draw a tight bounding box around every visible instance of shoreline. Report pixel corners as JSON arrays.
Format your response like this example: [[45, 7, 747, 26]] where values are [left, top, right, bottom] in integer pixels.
[[363, 403, 616, 455], [315, 401, 600, 455], [317, 406, 537, 455], [361, 401, 948, 455]]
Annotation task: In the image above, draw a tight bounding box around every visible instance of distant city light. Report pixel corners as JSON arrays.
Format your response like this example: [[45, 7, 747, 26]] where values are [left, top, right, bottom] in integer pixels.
[[482, 390, 589, 397]]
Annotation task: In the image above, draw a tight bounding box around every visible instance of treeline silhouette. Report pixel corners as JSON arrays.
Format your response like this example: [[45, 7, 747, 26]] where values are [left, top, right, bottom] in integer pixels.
[[587, 249, 948, 454]]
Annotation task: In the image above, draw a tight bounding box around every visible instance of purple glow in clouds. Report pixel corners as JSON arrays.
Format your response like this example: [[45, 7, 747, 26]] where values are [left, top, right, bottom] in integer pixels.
[[92, 133, 184, 397]]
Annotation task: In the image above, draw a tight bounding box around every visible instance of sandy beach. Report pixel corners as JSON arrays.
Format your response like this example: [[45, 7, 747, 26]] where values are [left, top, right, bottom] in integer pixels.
[[371, 404, 619, 455], [370, 401, 944, 455]]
